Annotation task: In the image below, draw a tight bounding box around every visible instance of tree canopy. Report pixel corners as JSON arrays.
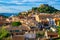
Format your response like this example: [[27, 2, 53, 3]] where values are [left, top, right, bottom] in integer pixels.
[[18, 4, 60, 16], [0, 27, 10, 40], [11, 22, 22, 26], [57, 26, 60, 35], [32, 4, 59, 13]]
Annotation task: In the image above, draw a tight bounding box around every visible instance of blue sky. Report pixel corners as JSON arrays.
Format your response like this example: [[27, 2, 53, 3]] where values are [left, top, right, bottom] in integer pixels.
[[0, 0, 60, 13]]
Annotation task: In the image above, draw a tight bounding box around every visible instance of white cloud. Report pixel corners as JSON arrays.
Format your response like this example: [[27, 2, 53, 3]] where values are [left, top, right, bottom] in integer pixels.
[[22, 0, 49, 2], [0, 6, 19, 13], [0, 6, 32, 13], [48, 1, 56, 5], [0, 7, 11, 13], [23, 0, 40, 2], [0, 0, 23, 5], [0, 0, 60, 13]]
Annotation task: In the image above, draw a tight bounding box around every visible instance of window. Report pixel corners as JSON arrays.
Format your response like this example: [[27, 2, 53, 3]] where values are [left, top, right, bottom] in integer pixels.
[[10, 30, 13, 32], [16, 33, 19, 35], [15, 30, 19, 32], [44, 24, 49, 26]]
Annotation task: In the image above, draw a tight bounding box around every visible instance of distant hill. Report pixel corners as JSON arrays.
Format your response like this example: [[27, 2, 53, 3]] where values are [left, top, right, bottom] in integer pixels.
[[32, 4, 59, 13], [18, 4, 60, 16], [0, 15, 8, 18], [0, 13, 18, 17]]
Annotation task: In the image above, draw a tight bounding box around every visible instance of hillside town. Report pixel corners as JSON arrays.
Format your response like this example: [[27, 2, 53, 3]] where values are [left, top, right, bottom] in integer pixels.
[[0, 4, 60, 40], [0, 12, 60, 40]]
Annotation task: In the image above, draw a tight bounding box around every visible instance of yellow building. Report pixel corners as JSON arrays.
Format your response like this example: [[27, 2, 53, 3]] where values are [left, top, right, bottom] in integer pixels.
[[54, 18, 60, 26], [35, 14, 40, 22]]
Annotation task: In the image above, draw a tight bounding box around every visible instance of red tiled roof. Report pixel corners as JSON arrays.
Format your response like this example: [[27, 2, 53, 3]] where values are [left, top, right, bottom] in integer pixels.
[[47, 32, 58, 37]]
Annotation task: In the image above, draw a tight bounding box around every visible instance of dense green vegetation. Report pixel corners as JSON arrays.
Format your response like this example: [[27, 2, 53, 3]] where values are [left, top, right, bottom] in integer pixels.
[[57, 26, 60, 36], [36, 32, 44, 38], [18, 4, 60, 16], [12, 22, 22, 26], [0, 27, 10, 40], [32, 4, 59, 13], [55, 25, 60, 40]]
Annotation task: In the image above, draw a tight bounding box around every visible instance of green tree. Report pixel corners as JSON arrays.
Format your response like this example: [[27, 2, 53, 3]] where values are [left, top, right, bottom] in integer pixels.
[[0, 27, 10, 40], [55, 26, 60, 40], [32, 7, 37, 11], [36, 32, 44, 38], [57, 26, 60, 36], [37, 4, 58, 13], [31, 4, 59, 13], [12, 22, 22, 26]]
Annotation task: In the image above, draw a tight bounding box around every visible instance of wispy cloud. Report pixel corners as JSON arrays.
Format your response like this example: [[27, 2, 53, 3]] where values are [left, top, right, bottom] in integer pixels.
[[0, 0, 60, 13]]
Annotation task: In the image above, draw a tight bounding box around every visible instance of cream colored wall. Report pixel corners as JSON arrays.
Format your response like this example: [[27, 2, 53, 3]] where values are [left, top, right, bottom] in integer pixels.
[[35, 15, 40, 22]]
